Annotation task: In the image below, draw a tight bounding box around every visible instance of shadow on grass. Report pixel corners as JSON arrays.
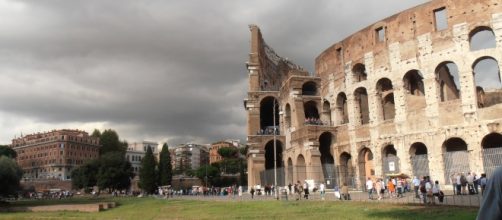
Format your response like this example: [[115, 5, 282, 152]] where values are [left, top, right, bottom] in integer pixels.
[[364, 204, 478, 220]]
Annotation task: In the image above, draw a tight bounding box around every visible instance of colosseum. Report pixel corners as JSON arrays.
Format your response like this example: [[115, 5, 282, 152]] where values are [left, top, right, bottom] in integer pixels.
[[244, 0, 502, 190]]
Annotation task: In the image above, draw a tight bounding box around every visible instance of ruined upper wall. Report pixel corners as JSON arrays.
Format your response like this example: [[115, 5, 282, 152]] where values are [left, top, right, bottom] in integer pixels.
[[248, 25, 308, 92], [315, 0, 502, 86]]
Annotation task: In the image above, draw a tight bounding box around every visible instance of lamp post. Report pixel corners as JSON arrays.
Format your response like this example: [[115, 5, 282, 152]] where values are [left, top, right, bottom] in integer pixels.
[[273, 98, 279, 200]]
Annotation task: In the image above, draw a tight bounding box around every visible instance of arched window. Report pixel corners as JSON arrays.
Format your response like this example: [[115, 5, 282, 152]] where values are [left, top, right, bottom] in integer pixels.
[[403, 70, 425, 96], [259, 96, 279, 134], [354, 87, 370, 125], [304, 101, 320, 120], [302, 81, 317, 96], [435, 62, 460, 102], [352, 63, 367, 82], [336, 93, 348, 124], [473, 57, 502, 108], [322, 100, 331, 125], [376, 78, 395, 121], [469, 26, 496, 51]]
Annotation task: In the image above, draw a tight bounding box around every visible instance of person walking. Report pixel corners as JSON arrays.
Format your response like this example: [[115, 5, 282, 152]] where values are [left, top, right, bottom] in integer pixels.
[[366, 178, 374, 200], [387, 178, 395, 198], [319, 182, 326, 200], [303, 181, 309, 199], [250, 186, 255, 199], [413, 176, 421, 198], [375, 179, 383, 200], [341, 183, 350, 200]]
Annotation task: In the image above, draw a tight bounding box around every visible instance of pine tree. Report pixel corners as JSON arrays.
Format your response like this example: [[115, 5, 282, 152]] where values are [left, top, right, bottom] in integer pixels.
[[158, 143, 172, 186], [139, 146, 157, 194]]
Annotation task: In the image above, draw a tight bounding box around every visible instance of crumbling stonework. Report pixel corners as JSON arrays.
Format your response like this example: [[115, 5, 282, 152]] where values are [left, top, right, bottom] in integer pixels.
[[245, 0, 502, 189]]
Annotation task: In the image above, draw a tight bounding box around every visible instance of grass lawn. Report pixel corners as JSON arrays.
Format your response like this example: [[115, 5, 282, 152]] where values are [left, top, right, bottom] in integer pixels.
[[0, 197, 478, 220]]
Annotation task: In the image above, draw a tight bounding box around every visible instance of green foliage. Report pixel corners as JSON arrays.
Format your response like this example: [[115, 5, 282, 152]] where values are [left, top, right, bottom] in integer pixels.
[[217, 147, 238, 159], [0, 156, 22, 198], [158, 143, 172, 186], [139, 146, 157, 194], [71, 159, 99, 192], [99, 129, 126, 155], [239, 145, 248, 156], [0, 145, 17, 159], [96, 152, 134, 192], [91, 129, 101, 138], [195, 165, 220, 186]]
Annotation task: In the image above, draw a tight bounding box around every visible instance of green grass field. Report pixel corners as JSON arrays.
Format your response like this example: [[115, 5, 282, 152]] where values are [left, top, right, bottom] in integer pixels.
[[0, 197, 478, 220]]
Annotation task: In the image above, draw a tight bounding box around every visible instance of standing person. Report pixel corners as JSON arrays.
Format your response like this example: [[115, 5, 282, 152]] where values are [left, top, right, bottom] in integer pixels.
[[341, 183, 350, 200], [387, 179, 395, 198], [366, 178, 374, 200], [477, 167, 502, 220], [420, 176, 428, 204], [288, 183, 292, 195], [450, 174, 457, 195], [473, 172, 480, 194], [396, 178, 403, 198], [319, 182, 326, 200], [432, 180, 441, 204], [375, 179, 383, 200], [460, 173, 468, 195], [296, 181, 303, 200], [455, 173, 462, 195], [480, 173, 488, 195], [467, 172, 475, 194], [425, 177, 433, 205], [413, 176, 421, 198], [238, 186, 243, 197], [303, 181, 309, 199], [250, 186, 255, 199]]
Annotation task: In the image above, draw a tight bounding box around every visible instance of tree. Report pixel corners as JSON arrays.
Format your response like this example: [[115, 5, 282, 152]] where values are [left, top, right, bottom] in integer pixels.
[[0, 156, 22, 198], [195, 164, 220, 186], [96, 152, 134, 192], [99, 129, 126, 155], [218, 147, 238, 159], [91, 129, 101, 138], [139, 146, 157, 194], [0, 145, 17, 159], [71, 159, 99, 192], [158, 143, 172, 186]]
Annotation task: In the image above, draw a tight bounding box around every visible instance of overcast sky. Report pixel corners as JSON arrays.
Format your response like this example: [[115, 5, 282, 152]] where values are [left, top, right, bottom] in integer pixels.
[[0, 0, 430, 146]]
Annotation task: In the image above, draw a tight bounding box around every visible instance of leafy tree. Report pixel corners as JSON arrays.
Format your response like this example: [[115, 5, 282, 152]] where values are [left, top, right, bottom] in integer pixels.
[[71, 159, 99, 192], [99, 129, 126, 155], [217, 147, 238, 159], [195, 165, 220, 186], [96, 152, 134, 192], [0, 145, 17, 159], [158, 143, 172, 186], [91, 129, 101, 138], [0, 156, 22, 198], [139, 146, 157, 194]]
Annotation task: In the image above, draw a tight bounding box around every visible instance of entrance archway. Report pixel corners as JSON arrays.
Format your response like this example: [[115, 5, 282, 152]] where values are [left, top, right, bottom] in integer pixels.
[[319, 132, 335, 188], [259, 96, 279, 134], [409, 142, 430, 178], [261, 140, 284, 186], [481, 133, 502, 177], [287, 158, 293, 185], [296, 154, 306, 182], [339, 152, 355, 187], [382, 144, 399, 174], [358, 147, 374, 190]]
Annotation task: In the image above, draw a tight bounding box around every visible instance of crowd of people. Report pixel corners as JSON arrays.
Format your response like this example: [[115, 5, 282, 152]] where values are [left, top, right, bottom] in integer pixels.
[[365, 176, 444, 204], [450, 172, 487, 196], [304, 118, 327, 126]]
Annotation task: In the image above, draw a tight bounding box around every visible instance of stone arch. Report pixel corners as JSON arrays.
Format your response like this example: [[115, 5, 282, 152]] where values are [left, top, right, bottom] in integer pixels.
[[382, 144, 399, 174], [409, 142, 430, 178], [354, 87, 370, 125], [263, 140, 284, 185], [376, 78, 395, 121], [481, 133, 502, 177], [358, 147, 374, 189], [442, 137, 470, 184], [403, 69, 425, 96], [322, 100, 332, 125], [435, 61, 460, 102], [469, 26, 496, 51], [284, 103, 291, 128], [319, 132, 335, 188], [304, 100, 320, 120], [302, 81, 317, 96], [296, 154, 307, 182], [352, 63, 367, 82], [339, 152, 354, 187], [336, 92, 348, 124], [259, 96, 279, 133], [472, 56, 502, 108]]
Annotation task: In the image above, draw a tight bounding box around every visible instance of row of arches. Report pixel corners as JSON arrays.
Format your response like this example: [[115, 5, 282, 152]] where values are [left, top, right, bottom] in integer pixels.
[[259, 132, 502, 188]]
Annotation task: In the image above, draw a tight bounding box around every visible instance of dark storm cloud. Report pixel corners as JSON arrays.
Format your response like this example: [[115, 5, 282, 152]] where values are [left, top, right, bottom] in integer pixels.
[[0, 0, 428, 145]]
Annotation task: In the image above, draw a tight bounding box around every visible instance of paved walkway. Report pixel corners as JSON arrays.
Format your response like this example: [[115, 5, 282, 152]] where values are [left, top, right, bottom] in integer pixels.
[[167, 190, 482, 207]]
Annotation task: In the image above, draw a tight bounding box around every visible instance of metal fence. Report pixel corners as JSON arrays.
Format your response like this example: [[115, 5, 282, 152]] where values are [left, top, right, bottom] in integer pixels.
[[482, 147, 502, 178], [411, 155, 430, 178], [443, 151, 470, 184]]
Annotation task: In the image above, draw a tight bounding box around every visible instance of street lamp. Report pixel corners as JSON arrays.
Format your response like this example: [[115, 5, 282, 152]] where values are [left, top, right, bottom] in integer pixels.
[[273, 98, 282, 200]]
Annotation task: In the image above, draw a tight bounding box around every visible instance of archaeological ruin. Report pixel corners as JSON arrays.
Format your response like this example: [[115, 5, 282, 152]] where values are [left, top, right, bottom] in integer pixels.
[[244, 0, 502, 190]]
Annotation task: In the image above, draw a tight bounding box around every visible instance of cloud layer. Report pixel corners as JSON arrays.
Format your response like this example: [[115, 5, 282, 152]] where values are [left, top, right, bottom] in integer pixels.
[[0, 0, 428, 145]]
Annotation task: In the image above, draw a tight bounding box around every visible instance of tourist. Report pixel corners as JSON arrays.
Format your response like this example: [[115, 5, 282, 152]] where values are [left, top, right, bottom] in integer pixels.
[[413, 176, 420, 198], [319, 182, 326, 200], [396, 178, 403, 198], [480, 173, 487, 195], [366, 178, 374, 199], [455, 173, 462, 195], [375, 179, 383, 200], [460, 173, 468, 195], [477, 167, 502, 220], [296, 181, 303, 200], [467, 172, 475, 194], [250, 186, 255, 199], [432, 180, 442, 204], [387, 178, 395, 198], [341, 183, 350, 200], [303, 181, 309, 199], [425, 177, 433, 205], [288, 183, 292, 195], [473, 172, 480, 194]]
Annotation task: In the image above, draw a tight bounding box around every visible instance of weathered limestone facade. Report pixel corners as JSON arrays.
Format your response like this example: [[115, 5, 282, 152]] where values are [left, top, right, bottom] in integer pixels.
[[245, 0, 502, 189]]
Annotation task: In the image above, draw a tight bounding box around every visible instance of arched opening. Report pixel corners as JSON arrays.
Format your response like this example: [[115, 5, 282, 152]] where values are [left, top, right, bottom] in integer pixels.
[[285, 104, 291, 128], [376, 78, 395, 121], [403, 70, 425, 96], [469, 26, 496, 51], [319, 132, 335, 188], [472, 57, 502, 108], [287, 158, 294, 185], [304, 101, 320, 123], [262, 140, 284, 186], [302, 81, 317, 96], [322, 100, 331, 125], [409, 142, 430, 178], [259, 96, 279, 134], [358, 147, 374, 190], [354, 87, 370, 125], [339, 152, 355, 187], [442, 138, 469, 184], [435, 62, 460, 102], [382, 144, 399, 174], [352, 63, 367, 82], [336, 92, 348, 125], [296, 154, 306, 182], [481, 133, 502, 177]]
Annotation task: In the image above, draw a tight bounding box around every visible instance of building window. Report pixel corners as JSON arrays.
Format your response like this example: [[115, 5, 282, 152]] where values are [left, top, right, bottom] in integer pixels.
[[434, 7, 448, 31], [376, 27, 385, 42]]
